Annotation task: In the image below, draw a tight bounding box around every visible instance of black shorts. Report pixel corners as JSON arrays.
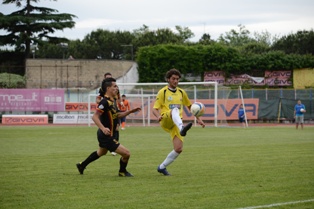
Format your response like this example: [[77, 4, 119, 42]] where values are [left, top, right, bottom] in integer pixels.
[[97, 129, 120, 152], [239, 118, 245, 123]]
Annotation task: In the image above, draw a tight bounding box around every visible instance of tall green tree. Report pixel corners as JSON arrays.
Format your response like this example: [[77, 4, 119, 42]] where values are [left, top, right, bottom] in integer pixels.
[[253, 30, 278, 46], [0, 0, 76, 60], [198, 33, 215, 45], [81, 29, 134, 59], [218, 24, 254, 47], [272, 30, 314, 55], [175, 25, 194, 42], [132, 25, 184, 48]]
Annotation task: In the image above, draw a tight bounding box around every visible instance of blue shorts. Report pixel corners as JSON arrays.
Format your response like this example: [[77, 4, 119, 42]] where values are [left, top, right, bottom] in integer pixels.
[[120, 116, 126, 123]]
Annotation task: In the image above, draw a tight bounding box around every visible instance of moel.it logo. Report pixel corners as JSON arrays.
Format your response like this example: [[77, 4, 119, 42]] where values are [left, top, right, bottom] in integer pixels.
[[0, 93, 38, 102]]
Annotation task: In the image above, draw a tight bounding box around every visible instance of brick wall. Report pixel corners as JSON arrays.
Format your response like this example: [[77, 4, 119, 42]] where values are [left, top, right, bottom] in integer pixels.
[[25, 59, 134, 89]]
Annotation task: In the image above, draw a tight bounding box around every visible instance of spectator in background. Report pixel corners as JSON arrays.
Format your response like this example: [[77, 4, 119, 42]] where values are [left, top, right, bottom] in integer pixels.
[[118, 94, 131, 130], [96, 73, 113, 104], [238, 104, 246, 128], [294, 99, 306, 130]]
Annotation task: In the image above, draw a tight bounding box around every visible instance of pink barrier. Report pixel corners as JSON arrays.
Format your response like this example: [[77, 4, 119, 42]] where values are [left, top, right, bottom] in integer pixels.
[[0, 89, 65, 111]]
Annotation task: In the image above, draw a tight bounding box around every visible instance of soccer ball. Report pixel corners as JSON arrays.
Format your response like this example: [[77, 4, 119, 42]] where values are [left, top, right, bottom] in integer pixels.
[[300, 108, 305, 113], [190, 102, 205, 117]]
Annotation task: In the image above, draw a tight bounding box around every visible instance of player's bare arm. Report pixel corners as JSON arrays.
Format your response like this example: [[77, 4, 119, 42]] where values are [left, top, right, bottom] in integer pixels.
[[188, 105, 205, 128], [117, 107, 141, 118], [92, 111, 111, 135], [196, 116, 205, 128], [152, 108, 162, 121]]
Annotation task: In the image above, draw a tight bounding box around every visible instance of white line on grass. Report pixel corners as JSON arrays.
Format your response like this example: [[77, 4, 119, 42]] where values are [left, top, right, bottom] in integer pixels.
[[237, 199, 314, 209]]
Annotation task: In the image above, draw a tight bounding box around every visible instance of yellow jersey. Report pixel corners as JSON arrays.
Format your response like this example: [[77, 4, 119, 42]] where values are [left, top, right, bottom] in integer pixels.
[[153, 86, 191, 118]]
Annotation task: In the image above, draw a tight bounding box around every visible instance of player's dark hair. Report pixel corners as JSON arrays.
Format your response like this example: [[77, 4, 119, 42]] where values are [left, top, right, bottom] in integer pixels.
[[165, 68, 181, 80], [101, 77, 116, 92], [122, 94, 126, 97], [104, 72, 112, 78]]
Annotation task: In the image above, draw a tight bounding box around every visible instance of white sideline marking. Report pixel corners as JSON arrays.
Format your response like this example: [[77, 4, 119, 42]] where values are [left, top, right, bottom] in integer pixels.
[[237, 199, 314, 209]]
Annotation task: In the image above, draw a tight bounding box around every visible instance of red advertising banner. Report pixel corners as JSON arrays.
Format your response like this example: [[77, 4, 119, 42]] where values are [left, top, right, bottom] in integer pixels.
[[0, 89, 65, 111], [264, 71, 292, 86], [124, 98, 259, 121], [2, 115, 48, 125], [204, 71, 265, 86], [225, 74, 265, 86], [186, 99, 259, 120], [65, 102, 97, 112], [65, 99, 259, 121], [204, 71, 225, 84]]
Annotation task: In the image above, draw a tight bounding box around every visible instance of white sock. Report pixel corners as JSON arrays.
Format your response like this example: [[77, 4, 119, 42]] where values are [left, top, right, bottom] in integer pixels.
[[159, 150, 180, 169], [172, 107, 183, 130]]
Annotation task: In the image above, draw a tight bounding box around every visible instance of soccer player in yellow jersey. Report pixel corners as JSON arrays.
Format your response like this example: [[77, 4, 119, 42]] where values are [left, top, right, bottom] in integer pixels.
[[153, 69, 205, 176]]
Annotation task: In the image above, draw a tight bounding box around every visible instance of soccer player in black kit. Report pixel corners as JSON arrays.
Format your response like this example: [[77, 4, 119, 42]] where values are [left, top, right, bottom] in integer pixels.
[[76, 77, 141, 177]]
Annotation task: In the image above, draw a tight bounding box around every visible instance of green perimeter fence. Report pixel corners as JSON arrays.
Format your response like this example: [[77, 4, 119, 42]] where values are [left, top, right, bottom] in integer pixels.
[[225, 88, 313, 122]]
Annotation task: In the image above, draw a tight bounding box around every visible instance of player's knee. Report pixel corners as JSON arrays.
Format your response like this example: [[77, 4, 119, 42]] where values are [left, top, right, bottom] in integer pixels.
[[121, 150, 131, 159], [174, 148, 182, 153], [97, 148, 107, 156]]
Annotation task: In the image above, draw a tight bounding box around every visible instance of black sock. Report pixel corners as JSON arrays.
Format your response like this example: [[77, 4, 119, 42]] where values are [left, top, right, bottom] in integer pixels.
[[81, 151, 99, 168], [119, 157, 128, 172]]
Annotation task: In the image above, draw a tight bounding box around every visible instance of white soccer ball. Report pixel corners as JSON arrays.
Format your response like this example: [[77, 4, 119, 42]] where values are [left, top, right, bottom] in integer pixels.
[[300, 108, 305, 113], [190, 102, 205, 117]]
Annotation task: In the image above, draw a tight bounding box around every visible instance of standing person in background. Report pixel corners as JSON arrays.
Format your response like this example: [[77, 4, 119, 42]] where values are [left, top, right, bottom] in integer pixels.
[[294, 99, 306, 130], [152, 68, 205, 176], [118, 94, 131, 130], [96, 72, 113, 104], [238, 104, 246, 128]]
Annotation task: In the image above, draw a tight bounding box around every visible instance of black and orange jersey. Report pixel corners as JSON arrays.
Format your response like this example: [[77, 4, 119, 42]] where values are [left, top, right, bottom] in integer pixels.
[[96, 95, 119, 137]]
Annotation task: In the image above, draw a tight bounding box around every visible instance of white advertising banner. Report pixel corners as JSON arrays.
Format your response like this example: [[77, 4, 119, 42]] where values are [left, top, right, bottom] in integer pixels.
[[53, 114, 94, 124]]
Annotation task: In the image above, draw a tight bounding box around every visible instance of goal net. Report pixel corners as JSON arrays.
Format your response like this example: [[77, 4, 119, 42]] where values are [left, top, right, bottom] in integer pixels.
[[87, 81, 236, 127]]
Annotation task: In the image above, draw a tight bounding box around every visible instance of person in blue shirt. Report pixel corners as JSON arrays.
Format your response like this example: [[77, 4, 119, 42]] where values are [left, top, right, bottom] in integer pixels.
[[238, 104, 246, 128], [294, 99, 306, 130]]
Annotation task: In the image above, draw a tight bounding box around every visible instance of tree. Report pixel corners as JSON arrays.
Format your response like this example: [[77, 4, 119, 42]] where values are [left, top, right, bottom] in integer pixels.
[[218, 24, 254, 47], [253, 30, 278, 47], [175, 25, 194, 42], [239, 42, 270, 55], [132, 25, 185, 48], [0, 0, 76, 60], [198, 33, 215, 45], [272, 30, 314, 55], [81, 29, 134, 60]]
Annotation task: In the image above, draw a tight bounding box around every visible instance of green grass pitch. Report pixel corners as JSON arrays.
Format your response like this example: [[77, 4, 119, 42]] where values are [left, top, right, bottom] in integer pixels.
[[0, 125, 313, 209]]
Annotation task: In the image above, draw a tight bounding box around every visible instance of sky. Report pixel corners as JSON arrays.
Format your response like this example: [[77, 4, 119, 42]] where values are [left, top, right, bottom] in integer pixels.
[[1, 0, 314, 42]]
